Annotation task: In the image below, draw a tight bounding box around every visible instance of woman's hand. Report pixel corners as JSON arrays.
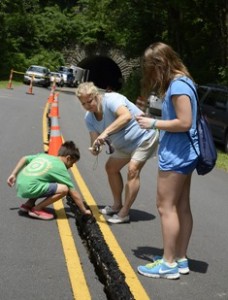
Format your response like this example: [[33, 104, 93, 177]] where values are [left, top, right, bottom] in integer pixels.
[[88, 144, 102, 156], [89, 131, 109, 155], [135, 115, 155, 129]]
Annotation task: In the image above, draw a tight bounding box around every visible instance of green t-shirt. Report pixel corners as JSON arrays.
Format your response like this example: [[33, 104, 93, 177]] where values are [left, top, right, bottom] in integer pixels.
[[16, 153, 74, 198]]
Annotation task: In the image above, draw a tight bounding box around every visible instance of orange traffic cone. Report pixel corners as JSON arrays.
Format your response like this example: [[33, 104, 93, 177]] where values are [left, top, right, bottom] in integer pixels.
[[49, 93, 59, 118], [7, 69, 14, 89], [26, 75, 34, 95], [47, 81, 56, 103], [47, 90, 55, 103], [48, 116, 63, 156]]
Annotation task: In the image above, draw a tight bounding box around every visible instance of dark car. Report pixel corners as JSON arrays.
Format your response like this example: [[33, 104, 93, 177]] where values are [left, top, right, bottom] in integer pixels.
[[197, 84, 228, 153]]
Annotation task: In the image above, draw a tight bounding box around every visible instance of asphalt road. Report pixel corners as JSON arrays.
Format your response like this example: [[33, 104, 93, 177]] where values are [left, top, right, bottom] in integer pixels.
[[0, 85, 228, 300]]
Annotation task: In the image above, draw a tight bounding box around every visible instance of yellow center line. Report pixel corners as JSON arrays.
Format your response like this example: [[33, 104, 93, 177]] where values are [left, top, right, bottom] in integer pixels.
[[43, 101, 150, 300], [70, 165, 150, 300], [53, 200, 91, 300], [43, 102, 91, 300]]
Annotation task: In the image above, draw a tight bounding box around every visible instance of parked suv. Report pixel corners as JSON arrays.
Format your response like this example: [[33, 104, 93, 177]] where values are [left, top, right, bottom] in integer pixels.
[[24, 65, 51, 87], [197, 84, 228, 153]]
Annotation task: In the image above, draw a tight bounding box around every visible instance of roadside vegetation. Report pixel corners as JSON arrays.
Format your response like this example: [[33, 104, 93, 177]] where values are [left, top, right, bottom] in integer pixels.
[[0, 1, 227, 90]]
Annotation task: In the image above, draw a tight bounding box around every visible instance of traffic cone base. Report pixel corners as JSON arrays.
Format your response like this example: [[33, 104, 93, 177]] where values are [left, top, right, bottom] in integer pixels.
[[7, 83, 13, 89], [26, 85, 34, 95]]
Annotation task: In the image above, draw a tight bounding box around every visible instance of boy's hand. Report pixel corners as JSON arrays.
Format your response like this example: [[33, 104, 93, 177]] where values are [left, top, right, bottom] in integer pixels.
[[7, 174, 16, 187], [83, 209, 92, 215]]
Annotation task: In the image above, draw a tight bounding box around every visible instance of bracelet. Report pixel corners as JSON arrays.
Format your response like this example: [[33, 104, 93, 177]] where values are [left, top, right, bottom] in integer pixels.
[[151, 119, 157, 129]]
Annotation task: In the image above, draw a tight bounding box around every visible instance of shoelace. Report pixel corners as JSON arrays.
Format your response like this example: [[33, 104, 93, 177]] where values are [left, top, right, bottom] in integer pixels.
[[145, 259, 163, 268]]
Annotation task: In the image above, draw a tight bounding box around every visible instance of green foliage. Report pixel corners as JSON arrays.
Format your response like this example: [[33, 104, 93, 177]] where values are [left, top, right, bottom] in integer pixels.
[[0, 0, 227, 88], [120, 68, 142, 103], [26, 49, 65, 71]]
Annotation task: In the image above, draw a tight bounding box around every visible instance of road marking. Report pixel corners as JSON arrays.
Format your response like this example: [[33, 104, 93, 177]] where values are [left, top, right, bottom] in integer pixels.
[[70, 165, 150, 300], [43, 101, 150, 300], [43, 103, 91, 300], [53, 200, 91, 300]]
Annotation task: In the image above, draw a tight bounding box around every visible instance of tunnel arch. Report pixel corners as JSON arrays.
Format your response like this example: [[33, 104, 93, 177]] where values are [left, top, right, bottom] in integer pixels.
[[78, 56, 123, 91], [65, 45, 140, 91]]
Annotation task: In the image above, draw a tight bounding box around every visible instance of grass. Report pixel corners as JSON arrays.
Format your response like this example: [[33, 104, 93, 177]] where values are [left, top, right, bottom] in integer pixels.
[[0, 80, 22, 88], [216, 148, 228, 172], [0, 80, 227, 172]]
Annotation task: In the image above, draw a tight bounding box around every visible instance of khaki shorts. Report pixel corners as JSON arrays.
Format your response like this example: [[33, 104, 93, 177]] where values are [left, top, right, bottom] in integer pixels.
[[111, 130, 159, 162]]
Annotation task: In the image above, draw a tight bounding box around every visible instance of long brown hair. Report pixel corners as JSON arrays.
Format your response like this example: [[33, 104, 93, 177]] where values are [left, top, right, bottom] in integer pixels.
[[141, 42, 192, 98]]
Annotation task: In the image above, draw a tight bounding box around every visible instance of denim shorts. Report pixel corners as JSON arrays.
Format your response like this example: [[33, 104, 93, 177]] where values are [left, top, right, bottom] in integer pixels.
[[41, 183, 58, 198]]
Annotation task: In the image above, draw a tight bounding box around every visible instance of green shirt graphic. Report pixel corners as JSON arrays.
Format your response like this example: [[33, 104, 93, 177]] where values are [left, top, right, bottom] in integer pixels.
[[16, 153, 74, 198]]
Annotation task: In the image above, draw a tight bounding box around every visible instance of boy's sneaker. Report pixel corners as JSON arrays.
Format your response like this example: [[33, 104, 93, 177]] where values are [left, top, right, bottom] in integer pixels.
[[19, 204, 32, 213], [137, 259, 180, 279], [28, 208, 54, 220], [153, 256, 189, 275]]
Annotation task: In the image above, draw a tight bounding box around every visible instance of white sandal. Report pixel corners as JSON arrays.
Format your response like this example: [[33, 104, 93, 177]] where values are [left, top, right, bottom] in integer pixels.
[[99, 205, 120, 215]]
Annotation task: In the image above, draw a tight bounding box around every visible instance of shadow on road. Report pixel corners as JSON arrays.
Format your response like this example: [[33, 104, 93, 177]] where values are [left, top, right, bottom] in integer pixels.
[[132, 246, 209, 274]]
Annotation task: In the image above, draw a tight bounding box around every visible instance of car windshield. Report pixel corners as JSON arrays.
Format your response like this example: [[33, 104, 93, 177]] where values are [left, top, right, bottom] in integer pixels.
[[59, 67, 73, 74], [28, 66, 47, 73]]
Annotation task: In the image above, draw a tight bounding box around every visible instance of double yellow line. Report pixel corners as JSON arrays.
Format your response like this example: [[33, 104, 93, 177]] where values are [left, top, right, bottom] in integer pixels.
[[43, 102, 150, 300]]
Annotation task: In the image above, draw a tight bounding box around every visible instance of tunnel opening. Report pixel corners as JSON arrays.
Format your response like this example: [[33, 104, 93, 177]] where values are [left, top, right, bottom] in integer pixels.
[[78, 56, 123, 91]]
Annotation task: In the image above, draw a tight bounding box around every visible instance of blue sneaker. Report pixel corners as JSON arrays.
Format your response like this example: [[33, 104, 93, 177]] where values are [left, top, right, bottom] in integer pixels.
[[137, 259, 180, 279], [177, 258, 189, 274], [152, 256, 189, 275]]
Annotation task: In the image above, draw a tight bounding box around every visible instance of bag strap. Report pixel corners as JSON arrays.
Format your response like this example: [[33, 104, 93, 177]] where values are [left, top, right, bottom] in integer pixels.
[[178, 79, 202, 116], [176, 78, 200, 156]]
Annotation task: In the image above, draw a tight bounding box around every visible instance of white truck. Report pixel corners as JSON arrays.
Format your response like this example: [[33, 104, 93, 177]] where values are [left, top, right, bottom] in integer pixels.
[[57, 65, 89, 87], [70, 65, 90, 86]]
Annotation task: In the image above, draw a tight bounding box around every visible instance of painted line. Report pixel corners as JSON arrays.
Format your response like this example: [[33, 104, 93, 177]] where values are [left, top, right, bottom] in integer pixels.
[[70, 165, 150, 300], [43, 101, 150, 300], [42, 103, 91, 300], [53, 200, 91, 300]]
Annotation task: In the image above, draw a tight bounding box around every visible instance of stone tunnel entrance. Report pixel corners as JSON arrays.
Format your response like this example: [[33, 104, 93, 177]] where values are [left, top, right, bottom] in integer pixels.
[[78, 56, 123, 91]]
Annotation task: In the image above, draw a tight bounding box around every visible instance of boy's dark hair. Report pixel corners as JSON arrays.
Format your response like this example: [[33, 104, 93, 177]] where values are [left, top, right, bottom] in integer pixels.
[[58, 141, 80, 161]]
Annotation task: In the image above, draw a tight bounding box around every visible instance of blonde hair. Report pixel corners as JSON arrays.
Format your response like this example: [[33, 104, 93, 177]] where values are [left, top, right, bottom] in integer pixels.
[[75, 82, 99, 98], [141, 42, 193, 98], [75, 82, 103, 113]]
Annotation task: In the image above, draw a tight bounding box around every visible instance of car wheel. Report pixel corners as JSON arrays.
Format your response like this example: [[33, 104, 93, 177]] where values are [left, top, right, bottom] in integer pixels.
[[224, 132, 228, 153]]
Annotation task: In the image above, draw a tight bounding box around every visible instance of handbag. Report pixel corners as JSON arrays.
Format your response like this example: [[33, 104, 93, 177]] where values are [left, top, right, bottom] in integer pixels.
[[178, 79, 217, 175]]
